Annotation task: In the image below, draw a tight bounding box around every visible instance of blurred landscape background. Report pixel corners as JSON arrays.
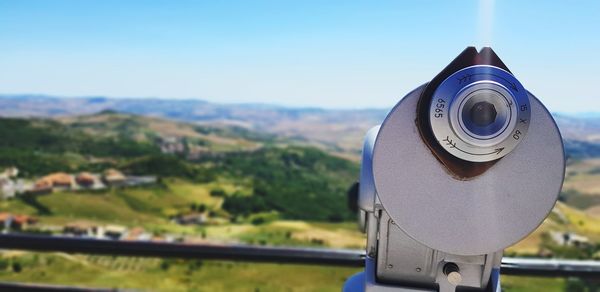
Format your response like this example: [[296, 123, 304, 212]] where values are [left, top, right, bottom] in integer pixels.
[[0, 95, 598, 291], [1, 0, 599, 291]]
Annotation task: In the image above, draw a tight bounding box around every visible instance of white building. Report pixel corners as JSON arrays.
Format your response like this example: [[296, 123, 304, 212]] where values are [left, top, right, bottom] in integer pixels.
[[0, 178, 15, 199]]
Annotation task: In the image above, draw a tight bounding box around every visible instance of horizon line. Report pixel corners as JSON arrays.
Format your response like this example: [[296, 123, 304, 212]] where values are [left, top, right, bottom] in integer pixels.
[[0, 92, 598, 116]]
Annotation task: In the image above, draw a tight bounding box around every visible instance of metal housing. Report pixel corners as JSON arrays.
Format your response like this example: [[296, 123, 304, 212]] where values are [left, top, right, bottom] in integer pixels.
[[372, 84, 565, 256]]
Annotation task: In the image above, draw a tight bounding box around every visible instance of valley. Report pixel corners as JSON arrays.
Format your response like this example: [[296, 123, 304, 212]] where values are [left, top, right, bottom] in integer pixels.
[[0, 97, 599, 291]]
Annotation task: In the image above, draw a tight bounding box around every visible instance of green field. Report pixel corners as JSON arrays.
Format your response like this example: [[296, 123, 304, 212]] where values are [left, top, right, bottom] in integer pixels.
[[0, 252, 580, 292], [0, 252, 359, 292]]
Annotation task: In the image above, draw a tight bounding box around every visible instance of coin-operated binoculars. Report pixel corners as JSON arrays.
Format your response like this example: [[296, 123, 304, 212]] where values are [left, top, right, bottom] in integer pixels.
[[344, 47, 565, 292]]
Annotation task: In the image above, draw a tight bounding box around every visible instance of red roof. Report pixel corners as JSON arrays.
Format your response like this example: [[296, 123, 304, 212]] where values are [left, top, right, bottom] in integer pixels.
[[0, 212, 11, 221], [13, 215, 36, 224]]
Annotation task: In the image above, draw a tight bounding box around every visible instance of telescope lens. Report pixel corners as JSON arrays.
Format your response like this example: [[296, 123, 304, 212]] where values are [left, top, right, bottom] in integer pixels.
[[470, 102, 496, 127], [460, 89, 508, 138]]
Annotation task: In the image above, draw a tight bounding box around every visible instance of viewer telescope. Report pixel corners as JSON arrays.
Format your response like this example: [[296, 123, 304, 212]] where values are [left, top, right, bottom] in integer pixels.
[[345, 47, 565, 292]]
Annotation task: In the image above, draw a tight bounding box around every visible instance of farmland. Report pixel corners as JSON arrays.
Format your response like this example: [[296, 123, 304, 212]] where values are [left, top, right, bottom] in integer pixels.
[[0, 110, 598, 291]]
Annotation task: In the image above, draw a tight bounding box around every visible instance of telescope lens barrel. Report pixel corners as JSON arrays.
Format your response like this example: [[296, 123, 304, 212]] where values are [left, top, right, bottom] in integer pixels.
[[429, 65, 531, 162], [468, 100, 496, 127]]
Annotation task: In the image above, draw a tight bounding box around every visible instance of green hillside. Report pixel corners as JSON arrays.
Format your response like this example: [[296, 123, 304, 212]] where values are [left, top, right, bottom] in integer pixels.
[[0, 112, 278, 176], [0, 113, 599, 291], [0, 179, 366, 250], [60, 111, 271, 152], [216, 146, 358, 221], [0, 114, 358, 222], [0, 118, 159, 176]]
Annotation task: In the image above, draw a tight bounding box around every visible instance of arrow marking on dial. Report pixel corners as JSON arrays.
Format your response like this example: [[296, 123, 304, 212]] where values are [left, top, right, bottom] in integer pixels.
[[457, 73, 519, 92], [442, 136, 505, 156]]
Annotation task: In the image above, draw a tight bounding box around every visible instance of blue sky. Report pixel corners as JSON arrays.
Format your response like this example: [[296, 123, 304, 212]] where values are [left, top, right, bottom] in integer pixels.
[[0, 1, 599, 112]]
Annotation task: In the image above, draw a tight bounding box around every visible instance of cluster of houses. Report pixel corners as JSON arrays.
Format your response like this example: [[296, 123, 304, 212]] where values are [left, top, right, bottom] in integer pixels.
[[550, 231, 591, 248], [0, 166, 214, 243], [172, 212, 209, 225], [0, 167, 157, 199], [0, 209, 178, 242], [0, 167, 24, 199], [158, 136, 216, 160], [0, 214, 175, 242], [0, 165, 221, 244], [0, 212, 37, 231], [62, 222, 160, 241], [63, 222, 185, 242]]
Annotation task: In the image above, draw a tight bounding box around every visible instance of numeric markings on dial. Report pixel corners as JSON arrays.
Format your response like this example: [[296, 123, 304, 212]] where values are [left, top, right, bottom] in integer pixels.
[[520, 104, 528, 112], [519, 118, 528, 124], [434, 98, 446, 118], [513, 129, 522, 140]]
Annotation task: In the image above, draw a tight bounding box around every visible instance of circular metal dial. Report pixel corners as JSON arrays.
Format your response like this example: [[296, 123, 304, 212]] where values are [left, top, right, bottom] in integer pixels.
[[429, 65, 531, 162]]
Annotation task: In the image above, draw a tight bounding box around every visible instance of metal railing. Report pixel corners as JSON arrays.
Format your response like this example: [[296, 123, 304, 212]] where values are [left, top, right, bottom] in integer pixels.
[[1, 233, 599, 278]]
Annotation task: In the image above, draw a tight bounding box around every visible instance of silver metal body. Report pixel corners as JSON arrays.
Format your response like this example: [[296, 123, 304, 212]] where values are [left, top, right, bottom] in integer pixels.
[[346, 83, 565, 291]]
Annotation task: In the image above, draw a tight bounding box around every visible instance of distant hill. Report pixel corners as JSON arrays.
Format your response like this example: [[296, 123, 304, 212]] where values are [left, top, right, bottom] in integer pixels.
[[554, 114, 600, 158], [0, 117, 160, 176], [554, 114, 600, 142], [0, 112, 277, 176], [1, 94, 599, 160], [0, 95, 387, 159], [58, 111, 272, 155]]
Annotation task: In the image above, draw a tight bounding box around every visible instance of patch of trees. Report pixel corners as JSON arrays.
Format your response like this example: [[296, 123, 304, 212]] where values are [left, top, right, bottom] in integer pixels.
[[0, 118, 158, 157], [219, 147, 359, 221], [0, 118, 159, 176]]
